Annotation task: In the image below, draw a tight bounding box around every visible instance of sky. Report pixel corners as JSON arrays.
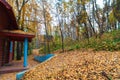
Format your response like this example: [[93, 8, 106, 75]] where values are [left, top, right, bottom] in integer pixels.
[[97, 0, 104, 8]]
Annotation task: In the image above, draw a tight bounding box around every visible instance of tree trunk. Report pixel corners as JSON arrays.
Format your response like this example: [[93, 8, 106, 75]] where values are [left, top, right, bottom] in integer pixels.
[[42, 0, 50, 53]]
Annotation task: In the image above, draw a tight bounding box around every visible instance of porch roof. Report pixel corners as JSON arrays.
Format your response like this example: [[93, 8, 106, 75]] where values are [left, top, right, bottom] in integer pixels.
[[0, 30, 35, 42]]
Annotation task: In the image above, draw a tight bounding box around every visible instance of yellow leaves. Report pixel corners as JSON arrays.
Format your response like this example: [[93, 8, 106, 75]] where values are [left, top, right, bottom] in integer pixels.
[[63, 2, 67, 11], [7, 0, 39, 32], [7, 0, 14, 7], [77, 0, 81, 4], [77, 10, 88, 23], [22, 50, 120, 80], [68, 0, 73, 5], [77, 0, 90, 5], [109, 10, 117, 24], [45, 11, 52, 22]]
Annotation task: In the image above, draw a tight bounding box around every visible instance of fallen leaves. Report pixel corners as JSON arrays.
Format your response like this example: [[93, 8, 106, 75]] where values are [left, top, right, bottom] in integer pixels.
[[22, 50, 120, 80]]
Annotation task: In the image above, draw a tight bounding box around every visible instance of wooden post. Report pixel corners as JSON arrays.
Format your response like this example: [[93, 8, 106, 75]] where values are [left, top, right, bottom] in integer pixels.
[[23, 38, 28, 67], [12, 41, 15, 60], [10, 41, 13, 53], [9, 41, 13, 62]]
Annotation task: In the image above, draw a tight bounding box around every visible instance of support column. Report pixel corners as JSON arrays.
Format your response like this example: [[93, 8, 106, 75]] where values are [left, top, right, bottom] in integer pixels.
[[12, 41, 15, 60], [9, 41, 13, 62], [10, 41, 13, 53], [23, 38, 28, 67]]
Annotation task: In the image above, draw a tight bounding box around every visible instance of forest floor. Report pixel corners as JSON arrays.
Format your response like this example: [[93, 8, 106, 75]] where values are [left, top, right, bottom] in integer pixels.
[[22, 49, 120, 80], [1, 49, 120, 80]]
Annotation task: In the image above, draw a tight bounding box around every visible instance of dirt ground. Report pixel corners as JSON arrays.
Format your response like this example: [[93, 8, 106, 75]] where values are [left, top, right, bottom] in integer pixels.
[[1, 50, 120, 80]]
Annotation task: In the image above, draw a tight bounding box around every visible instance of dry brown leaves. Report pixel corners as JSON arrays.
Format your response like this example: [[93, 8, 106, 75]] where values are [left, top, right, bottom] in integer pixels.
[[22, 50, 120, 80]]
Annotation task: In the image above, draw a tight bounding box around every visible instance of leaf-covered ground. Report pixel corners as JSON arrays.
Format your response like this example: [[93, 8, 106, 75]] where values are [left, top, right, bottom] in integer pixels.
[[22, 50, 120, 80]]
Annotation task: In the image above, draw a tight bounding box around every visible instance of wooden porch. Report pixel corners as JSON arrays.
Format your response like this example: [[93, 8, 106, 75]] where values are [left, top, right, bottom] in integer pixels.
[[0, 55, 39, 74]]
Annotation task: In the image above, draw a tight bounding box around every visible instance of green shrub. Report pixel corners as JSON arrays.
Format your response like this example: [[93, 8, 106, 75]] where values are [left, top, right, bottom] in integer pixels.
[[39, 30, 120, 53]]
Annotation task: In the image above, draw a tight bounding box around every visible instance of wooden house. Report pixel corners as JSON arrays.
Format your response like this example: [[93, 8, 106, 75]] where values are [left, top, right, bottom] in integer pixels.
[[0, 0, 35, 67]]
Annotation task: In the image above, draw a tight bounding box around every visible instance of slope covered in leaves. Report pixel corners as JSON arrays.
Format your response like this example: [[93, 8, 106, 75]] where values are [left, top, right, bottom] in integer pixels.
[[22, 50, 120, 80]]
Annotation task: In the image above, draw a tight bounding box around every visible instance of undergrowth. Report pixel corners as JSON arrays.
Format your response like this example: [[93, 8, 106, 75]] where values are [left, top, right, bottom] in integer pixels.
[[39, 30, 120, 54], [66, 30, 120, 51]]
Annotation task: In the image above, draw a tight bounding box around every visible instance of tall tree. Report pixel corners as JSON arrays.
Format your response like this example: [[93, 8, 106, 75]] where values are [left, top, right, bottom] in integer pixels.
[[113, 0, 120, 22]]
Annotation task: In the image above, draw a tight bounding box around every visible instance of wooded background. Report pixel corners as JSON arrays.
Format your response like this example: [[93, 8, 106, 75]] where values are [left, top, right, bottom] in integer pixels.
[[6, 0, 120, 53]]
